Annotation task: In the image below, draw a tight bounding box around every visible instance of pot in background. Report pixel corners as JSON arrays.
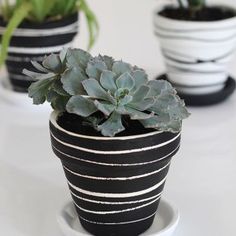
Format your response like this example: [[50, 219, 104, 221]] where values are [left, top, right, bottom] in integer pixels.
[[49, 111, 181, 236], [0, 13, 78, 93], [154, 7, 236, 96]]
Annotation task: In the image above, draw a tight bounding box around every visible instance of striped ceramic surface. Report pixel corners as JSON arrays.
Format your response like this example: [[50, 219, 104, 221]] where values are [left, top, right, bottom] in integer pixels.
[[154, 9, 236, 95], [49, 112, 181, 236], [0, 14, 79, 92]]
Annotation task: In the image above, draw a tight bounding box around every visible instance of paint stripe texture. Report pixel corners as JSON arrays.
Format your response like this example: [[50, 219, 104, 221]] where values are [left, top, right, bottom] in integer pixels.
[[49, 112, 181, 235], [154, 11, 236, 95]]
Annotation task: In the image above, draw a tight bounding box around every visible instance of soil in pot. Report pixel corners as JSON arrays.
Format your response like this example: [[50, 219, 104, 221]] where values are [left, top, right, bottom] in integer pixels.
[[159, 6, 236, 21], [50, 112, 181, 236]]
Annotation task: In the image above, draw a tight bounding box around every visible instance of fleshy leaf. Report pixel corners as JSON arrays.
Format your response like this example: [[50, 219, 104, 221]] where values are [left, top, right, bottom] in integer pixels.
[[31, 61, 50, 73], [86, 57, 107, 79], [94, 100, 115, 116], [98, 55, 114, 70], [28, 79, 53, 105], [66, 48, 92, 69], [112, 61, 132, 76], [66, 95, 98, 117], [52, 79, 68, 96], [116, 72, 135, 90], [82, 78, 110, 100], [129, 98, 155, 111], [98, 112, 125, 137], [131, 70, 148, 91], [61, 67, 87, 95], [51, 95, 69, 112], [100, 70, 117, 93], [131, 85, 150, 103], [125, 107, 154, 120], [42, 54, 62, 73], [147, 80, 173, 97]]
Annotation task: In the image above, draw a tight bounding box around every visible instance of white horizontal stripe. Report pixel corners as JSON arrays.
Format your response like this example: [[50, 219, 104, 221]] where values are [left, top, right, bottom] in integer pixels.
[[79, 211, 157, 225], [0, 22, 78, 37], [73, 196, 160, 215], [71, 190, 163, 205], [68, 176, 167, 198], [7, 43, 72, 54], [9, 73, 35, 81], [7, 55, 45, 62], [52, 144, 179, 166], [64, 162, 170, 180], [51, 131, 180, 155], [50, 111, 164, 141]]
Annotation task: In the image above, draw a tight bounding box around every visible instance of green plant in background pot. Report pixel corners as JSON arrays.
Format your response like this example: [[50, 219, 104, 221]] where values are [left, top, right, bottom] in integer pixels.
[[154, 0, 236, 106], [25, 48, 189, 236], [0, 0, 98, 92]]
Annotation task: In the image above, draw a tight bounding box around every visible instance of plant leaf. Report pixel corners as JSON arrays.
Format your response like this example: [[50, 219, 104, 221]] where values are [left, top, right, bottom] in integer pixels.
[[116, 72, 135, 90], [94, 100, 115, 116], [28, 78, 53, 105], [98, 112, 125, 137], [100, 70, 117, 93], [112, 61, 132, 76], [61, 67, 87, 95], [66, 95, 97, 117]]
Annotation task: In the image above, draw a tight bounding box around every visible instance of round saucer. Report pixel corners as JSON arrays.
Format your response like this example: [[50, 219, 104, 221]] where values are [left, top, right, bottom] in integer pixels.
[[156, 74, 236, 106], [57, 199, 180, 236]]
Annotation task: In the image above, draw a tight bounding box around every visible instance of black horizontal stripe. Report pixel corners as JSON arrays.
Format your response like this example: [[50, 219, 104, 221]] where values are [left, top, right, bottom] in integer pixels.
[[0, 13, 78, 29], [71, 193, 159, 212], [79, 213, 155, 235], [69, 181, 165, 203], [63, 165, 169, 194], [63, 156, 170, 178], [50, 121, 179, 152], [75, 200, 160, 223], [7, 33, 77, 47], [155, 31, 236, 43], [51, 135, 181, 163]]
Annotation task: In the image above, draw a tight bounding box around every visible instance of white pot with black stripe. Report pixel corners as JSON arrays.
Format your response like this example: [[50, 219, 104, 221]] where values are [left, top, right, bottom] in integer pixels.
[[154, 5, 236, 105], [0, 14, 78, 93], [50, 111, 181, 236]]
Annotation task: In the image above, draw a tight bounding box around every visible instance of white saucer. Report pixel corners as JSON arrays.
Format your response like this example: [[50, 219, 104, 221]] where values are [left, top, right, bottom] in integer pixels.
[[57, 199, 180, 236]]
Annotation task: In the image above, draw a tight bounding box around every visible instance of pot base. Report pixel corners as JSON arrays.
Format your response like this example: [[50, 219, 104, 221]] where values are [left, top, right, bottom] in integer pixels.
[[57, 199, 179, 236], [156, 74, 236, 107]]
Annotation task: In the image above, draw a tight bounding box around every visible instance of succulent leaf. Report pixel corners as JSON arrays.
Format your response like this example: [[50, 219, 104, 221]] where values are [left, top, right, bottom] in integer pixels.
[[61, 67, 87, 95], [116, 72, 135, 90], [98, 112, 125, 137], [86, 57, 107, 79], [66, 95, 98, 117], [112, 61, 132, 76], [66, 48, 92, 69], [100, 71, 117, 93], [27, 48, 190, 137], [42, 54, 62, 73], [28, 78, 53, 105]]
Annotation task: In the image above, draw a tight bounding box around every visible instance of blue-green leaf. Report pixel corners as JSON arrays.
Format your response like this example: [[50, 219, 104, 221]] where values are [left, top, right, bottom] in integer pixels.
[[66, 95, 98, 117], [116, 72, 135, 90], [100, 70, 117, 93]]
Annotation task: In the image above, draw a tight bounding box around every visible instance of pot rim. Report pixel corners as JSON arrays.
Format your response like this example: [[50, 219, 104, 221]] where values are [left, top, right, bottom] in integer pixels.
[[50, 111, 171, 141], [155, 4, 236, 25]]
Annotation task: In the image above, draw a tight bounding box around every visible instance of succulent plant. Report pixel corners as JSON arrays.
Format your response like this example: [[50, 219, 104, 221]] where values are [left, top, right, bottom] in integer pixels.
[[25, 48, 190, 137], [178, 0, 205, 11]]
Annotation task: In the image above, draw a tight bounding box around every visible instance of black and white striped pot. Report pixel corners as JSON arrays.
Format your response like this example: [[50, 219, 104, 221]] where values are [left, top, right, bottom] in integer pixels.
[[49, 112, 181, 236], [154, 7, 236, 96], [0, 13, 78, 93]]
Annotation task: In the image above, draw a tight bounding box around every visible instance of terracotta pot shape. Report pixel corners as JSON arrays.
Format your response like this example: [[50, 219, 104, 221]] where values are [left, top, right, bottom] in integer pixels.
[[49, 112, 181, 236], [0, 14, 78, 92], [154, 8, 236, 95]]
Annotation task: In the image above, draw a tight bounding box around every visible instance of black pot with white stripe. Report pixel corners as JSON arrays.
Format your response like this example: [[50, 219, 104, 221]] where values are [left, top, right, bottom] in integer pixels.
[[0, 14, 78, 92], [50, 112, 181, 236], [154, 5, 236, 105]]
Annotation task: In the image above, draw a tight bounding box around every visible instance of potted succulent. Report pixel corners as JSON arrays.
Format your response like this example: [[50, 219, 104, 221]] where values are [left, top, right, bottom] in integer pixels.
[[0, 0, 98, 92], [154, 0, 236, 106], [25, 48, 190, 236]]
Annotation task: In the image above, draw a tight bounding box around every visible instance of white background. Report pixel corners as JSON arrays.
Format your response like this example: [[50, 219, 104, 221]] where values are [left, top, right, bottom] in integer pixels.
[[0, 1, 236, 236]]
